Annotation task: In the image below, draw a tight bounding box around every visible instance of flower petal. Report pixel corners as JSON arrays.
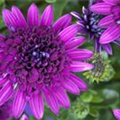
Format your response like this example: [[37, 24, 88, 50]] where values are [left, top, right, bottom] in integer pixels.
[[70, 61, 94, 72], [62, 78, 80, 94], [40, 5, 53, 26], [53, 14, 71, 33], [103, 0, 120, 5], [12, 6, 27, 28], [55, 87, 70, 109], [113, 109, 120, 120], [98, 15, 115, 28], [29, 93, 44, 119], [103, 44, 113, 55], [44, 91, 59, 115], [69, 73, 88, 91], [100, 26, 120, 44], [2, 9, 19, 29], [67, 49, 93, 60], [0, 81, 13, 106], [20, 114, 28, 120], [65, 37, 86, 50], [59, 24, 79, 42], [90, 3, 111, 15], [13, 90, 26, 118], [27, 3, 40, 26]]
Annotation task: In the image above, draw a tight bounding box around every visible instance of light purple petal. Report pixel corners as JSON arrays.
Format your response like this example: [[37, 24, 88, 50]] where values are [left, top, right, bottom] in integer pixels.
[[27, 3, 40, 26], [53, 14, 72, 33], [44, 91, 59, 115], [100, 26, 120, 44], [67, 49, 93, 60], [62, 78, 80, 94], [98, 15, 115, 28], [90, 3, 111, 15], [29, 93, 44, 119], [13, 90, 26, 118], [40, 5, 53, 26], [103, 44, 113, 55], [69, 73, 88, 91], [55, 87, 70, 109], [2, 9, 19, 29], [65, 37, 86, 50], [20, 114, 28, 120], [70, 61, 94, 72], [12, 6, 27, 28], [113, 109, 120, 120], [0, 77, 7, 87], [70, 11, 81, 20], [0, 81, 13, 106], [59, 24, 79, 42]]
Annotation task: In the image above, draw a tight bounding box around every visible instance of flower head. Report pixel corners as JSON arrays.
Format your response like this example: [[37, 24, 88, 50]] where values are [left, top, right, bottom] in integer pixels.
[[113, 109, 120, 120], [84, 53, 115, 83], [90, 0, 120, 44], [71, 1, 119, 55], [0, 3, 93, 119], [0, 101, 12, 120]]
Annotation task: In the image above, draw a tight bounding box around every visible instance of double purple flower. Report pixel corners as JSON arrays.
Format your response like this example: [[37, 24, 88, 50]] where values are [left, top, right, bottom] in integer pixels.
[[0, 3, 93, 119], [90, 0, 120, 45]]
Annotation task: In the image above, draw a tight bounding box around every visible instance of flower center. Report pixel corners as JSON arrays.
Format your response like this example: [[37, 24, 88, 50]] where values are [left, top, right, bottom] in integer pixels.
[[2, 26, 67, 96]]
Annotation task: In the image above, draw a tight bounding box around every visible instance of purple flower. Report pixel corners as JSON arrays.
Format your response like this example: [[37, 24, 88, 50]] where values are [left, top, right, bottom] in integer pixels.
[[0, 3, 94, 119], [113, 109, 120, 120], [71, 6, 113, 55], [90, 0, 120, 44], [0, 101, 12, 120]]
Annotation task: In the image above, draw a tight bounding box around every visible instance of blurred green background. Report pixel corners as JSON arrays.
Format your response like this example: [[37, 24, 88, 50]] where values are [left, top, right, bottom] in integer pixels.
[[0, 0, 120, 120]]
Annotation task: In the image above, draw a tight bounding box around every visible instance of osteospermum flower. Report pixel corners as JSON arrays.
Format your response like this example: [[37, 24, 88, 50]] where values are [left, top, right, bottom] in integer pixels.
[[0, 101, 12, 120], [113, 109, 120, 120], [71, 7, 113, 54], [0, 3, 94, 119], [90, 0, 120, 44]]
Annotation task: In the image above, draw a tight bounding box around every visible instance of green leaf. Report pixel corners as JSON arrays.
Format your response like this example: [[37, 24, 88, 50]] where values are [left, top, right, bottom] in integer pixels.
[[53, 0, 70, 21], [45, 0, 56, 3], [89, 107, 100, 118]]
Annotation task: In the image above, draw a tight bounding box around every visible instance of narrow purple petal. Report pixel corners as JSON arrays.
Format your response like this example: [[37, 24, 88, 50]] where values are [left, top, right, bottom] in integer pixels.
[[53, 14, 72, 33], [67, 49, 93, 60], [0, 77, 7, 87], [69, 73, 88, 91], [113, 109, 120, 120], [103, 44, 113, 55], [29, 93, 44, 119], [90, 3, 111, 15], [65, 37, 86, 50], [20, 114, 28, 120], [62, 78, 80, 94], [12, 6, 27, 27], [59, 24, 79, 42], [70, 11, 81, 20], [55, 87, 70, 109], [98, 15, 115, 28], [0, 81, 13, 106], [100, 26, 120, 44], [27, 3, 40, 26], [70, 61, 94, 72], [2, 9, 19, 29], [44, 91, 59, 115], [40, 5, 53, 26], [13, 90, 26, 118]]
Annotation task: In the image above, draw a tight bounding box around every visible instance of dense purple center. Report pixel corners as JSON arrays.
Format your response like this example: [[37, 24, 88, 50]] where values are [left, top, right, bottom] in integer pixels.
[[1, 26, 68, 96]]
